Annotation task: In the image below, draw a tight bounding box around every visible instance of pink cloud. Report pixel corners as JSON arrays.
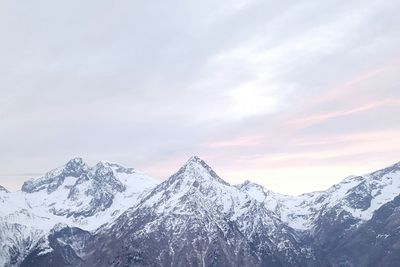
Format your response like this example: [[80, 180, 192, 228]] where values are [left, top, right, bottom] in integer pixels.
[[291, 98, 400, 126], [295, 130, 400, 147]]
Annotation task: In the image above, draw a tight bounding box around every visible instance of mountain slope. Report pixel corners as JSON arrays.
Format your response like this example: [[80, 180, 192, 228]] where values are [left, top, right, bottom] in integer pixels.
[[1, 157, 400, 267], [20, 158, 158, 225], [0, 158, 158, 267], [52, 156, 313, 266], [319, 193, 400, 266], [237, 162, 400, 231]]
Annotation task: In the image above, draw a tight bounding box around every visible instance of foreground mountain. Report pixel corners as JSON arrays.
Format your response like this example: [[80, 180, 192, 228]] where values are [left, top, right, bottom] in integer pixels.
[[1, 157, 400, 266], [324, 194, 400, 266], [78, 156, 314, 266]]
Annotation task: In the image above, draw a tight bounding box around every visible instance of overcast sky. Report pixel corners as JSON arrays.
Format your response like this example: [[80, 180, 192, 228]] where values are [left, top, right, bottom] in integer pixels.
[[1, 0, 399, 195]]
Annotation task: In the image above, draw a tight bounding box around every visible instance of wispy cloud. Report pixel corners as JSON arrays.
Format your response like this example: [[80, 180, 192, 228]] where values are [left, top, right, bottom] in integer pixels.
[[0, 0, 399, 194], [292, 99, 400, 126]]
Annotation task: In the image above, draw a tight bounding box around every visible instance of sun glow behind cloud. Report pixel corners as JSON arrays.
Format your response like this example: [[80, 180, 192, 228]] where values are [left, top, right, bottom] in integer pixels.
[[227, 86, 280, 119]]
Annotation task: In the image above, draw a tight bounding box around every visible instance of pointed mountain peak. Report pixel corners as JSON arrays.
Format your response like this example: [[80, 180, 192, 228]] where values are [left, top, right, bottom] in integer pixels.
[[22, 158, 88, 193], [64, 157, 88, 175], [183, 156, 210, 169], [186, 155, 203, 163], [66, 157, 84, 165], [155, 156, 229, 193], [93, 161, 114, 177], [180, 156, 211, 171], [171, 156, 229, 186], [139, 156, 233, 214]]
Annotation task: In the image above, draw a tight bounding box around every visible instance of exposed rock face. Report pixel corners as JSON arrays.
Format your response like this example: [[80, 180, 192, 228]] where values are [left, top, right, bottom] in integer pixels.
[[80, 157, 297, 266], [21, 226, 92, 267], [1, 157, 400, 267], [0, 158, 157, 267], [317, 195, 400, 267], [21, 158, 127, 218], [22, 158, 88, 194]]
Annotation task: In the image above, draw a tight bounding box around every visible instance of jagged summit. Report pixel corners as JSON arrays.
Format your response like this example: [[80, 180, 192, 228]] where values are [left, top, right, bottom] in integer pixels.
[[64, 157, 88, 174], [14, 158, 159, 222], [172, 155, 229, 186], [20, 158, 128, 194], [184, 155, 209, 168], [138, 156, 234, 215], [98, 160, 136, 174], [21, 157, 88, 193], [187, 155, 202, 162]]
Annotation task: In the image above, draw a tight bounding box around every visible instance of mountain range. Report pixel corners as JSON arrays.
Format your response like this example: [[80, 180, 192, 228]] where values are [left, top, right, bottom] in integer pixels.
[[1, 156, 400, 266]]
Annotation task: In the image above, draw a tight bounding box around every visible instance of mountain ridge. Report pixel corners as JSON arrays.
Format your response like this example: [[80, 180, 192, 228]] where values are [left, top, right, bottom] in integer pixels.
[[1, 157, 400, 266], [0, 158, 158, 267]]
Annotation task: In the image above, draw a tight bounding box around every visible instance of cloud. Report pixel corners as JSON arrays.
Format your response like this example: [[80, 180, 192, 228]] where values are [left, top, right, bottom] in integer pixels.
[[206, 135, 263, 148], [292, 99, 400, 126], [0, 0, 399, 194]]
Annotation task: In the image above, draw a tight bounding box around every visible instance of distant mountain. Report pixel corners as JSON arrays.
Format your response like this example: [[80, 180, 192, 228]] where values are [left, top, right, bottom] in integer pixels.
[[1, 157, 400, 266], [0, 158, 157, 267]]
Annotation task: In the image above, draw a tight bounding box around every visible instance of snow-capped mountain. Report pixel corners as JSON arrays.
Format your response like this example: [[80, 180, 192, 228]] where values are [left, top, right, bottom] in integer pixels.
[[0, 158, 158, 267], [237, 162, 400, 231], [19, 158, 158, 226], [76, 156, 312, 266], [1, 157, 400, 266]]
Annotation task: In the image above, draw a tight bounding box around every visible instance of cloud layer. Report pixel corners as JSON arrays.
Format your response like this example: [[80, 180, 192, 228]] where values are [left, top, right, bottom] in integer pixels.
[[1, 0, 399, 194]]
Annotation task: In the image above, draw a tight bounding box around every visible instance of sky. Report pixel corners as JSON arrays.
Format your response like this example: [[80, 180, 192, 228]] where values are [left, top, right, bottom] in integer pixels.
[[0, 0, 399, 195]]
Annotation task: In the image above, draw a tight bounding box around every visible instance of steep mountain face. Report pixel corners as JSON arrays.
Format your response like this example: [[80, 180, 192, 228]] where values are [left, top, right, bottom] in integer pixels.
[[1, 157, 400, 267], [22, 158, 126, 218], [312, 163, 400, 256], [321, 194, 400, 267], [83, 157, 283, 266], [4, 158, 158, 228], [237, 162, 400, 231], [21, 158, 151, 219], [24, 157, 316, 266], [0, 222, 44, 267], [21, 225, 93, 267], [0, 158, 158, 267]]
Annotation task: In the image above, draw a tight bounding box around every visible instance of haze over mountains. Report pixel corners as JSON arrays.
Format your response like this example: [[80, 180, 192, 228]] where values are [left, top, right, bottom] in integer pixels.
[[1, 156, 400, 266]]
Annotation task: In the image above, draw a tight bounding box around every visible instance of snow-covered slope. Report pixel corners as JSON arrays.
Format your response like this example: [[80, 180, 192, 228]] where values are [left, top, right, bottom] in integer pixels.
[[0, 158, 158, 266], [1, 157, 400, 267], [0, 159, 157, 230], [237, 161, 400, 231], [69, 156, 313, 266]]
